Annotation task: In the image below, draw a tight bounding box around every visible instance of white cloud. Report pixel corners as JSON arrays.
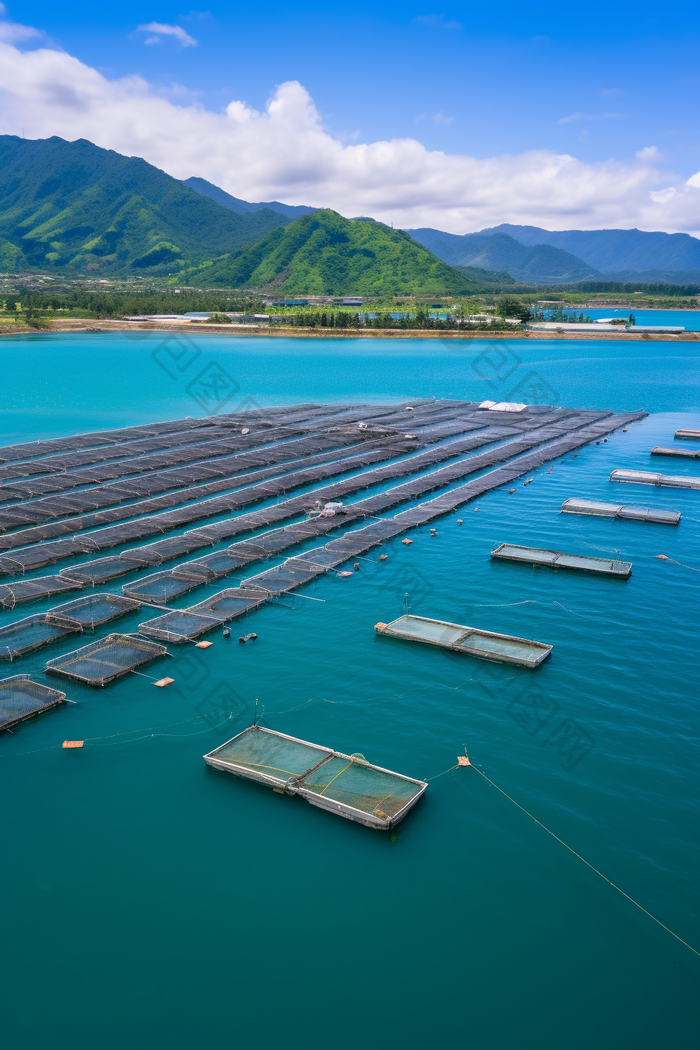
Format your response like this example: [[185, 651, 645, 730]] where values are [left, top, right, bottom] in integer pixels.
[[136, 23, 197, 47], [415, 15, 463, 29], [557, 111, 623, 124], [636, 145, 663, 162], [0, 32, 698, 235], [432, 111, 454, 125], [0, 17, 41, 43]]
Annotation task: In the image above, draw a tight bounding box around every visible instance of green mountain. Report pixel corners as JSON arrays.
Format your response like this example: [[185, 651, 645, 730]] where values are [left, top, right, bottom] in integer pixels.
[[0, 136, 290, 275], [195, 210, 488, 294]]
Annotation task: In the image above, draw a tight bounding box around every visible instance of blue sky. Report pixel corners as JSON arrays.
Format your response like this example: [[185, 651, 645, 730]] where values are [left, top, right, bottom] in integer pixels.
[[1, 2, 699, 232]]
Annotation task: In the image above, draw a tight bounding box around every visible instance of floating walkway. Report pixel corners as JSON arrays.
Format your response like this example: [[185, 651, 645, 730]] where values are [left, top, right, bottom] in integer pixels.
[[491, 543, 632, 577], [675, 429, 700, 440], [610, 469, 700, 489], [204, 725, 427, 829], [560, 498, 680, 524], [375, 615, 552, 667], [0, 674, 67, 731]]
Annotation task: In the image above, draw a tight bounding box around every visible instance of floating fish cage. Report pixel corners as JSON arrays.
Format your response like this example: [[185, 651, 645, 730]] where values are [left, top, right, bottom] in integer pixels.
[[0, 674, 67, 731], [50, 593, 142, 627], [675, 429, 700, 440], [0, 614, 77, 660], [59, 556, 146, 585], [121, 570, 205, 603], [204, 725, 427, 830], [45, 633, 168, 686], [491, 543, 632, 578], [190, 587, 268, 619], [375, 614, 552, 667], [560, 498, 680, 525], [610, 469, 700, 490], [139, 609, 226, 643], [0, 575, 83, 610], [651, 447, 700, 459]]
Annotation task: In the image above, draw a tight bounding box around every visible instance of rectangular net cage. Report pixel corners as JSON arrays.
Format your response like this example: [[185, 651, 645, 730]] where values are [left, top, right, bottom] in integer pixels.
[[45, 633, 168, 686], [59, 556, 146, 584], [190, 588, 267, 618], [0, 614, 77, 660], [376, 614, 552, 668], [50, 593, 142, 627], [0, 576, 83, 609], [121, 571, 203, 603], [0, 674, 67, 731], [139, 609, 225, 643], [490, 543, 632, 578], [204, 725, 427, 830], [560, 498, 681, 524]]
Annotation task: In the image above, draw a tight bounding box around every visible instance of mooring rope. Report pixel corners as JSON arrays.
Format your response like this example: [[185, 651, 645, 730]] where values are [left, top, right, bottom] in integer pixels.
[[462, 757, 700, 959]]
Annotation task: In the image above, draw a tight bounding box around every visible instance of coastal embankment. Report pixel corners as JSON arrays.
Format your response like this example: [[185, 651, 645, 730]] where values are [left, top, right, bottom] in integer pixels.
[[3, 318, 698, 341]]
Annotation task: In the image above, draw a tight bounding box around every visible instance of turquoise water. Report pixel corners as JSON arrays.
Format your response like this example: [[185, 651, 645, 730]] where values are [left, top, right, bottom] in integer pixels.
[[1, 334, 699, 1050], [562, 308, 700, 329]]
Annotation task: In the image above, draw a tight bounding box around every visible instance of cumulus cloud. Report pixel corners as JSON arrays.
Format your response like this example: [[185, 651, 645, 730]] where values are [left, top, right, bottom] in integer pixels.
[[0, 32, 698, 235], [137, 23, 197, 47]]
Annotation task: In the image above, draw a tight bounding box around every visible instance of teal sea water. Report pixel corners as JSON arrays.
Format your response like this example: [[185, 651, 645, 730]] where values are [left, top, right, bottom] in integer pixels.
[[1, 333, 699, 1050], [562, 308, 700, 329]]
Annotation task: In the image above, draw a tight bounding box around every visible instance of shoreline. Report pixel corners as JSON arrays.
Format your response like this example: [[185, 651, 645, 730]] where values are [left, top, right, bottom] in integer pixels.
[[1, 318, 698, 341]]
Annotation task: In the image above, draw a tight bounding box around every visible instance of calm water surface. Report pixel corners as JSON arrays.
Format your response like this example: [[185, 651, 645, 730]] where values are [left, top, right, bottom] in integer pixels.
[[1, 334, 699, 1050]]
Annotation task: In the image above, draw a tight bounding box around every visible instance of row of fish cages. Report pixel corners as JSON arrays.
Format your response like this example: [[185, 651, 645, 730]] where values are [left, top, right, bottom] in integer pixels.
[[1, 411, 697, 832]]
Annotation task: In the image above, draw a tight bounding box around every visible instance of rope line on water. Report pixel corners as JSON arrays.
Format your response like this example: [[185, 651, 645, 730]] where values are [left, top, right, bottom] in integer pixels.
[[465, 759, 700, 959]]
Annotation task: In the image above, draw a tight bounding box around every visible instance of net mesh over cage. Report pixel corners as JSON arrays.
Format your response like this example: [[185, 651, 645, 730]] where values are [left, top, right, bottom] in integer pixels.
[[59, 556, 145, 585], [0, 674, 67, 731], [138, 609, 225, 643], [491, 543, 632, 577], [45, 633, 168, 686], [560, 498, 681, 524], [204, 725, 427, 830], [50, 593, 142, 626], [0, 576, 83, 609], [377, 614, 552, 668], [190, 588, 267, 618], [121, 571, 203, 603], [0, 614, 77, 660]]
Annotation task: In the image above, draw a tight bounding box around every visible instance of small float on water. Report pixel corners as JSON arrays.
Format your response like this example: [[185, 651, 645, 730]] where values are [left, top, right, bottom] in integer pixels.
[[375, 614, 552, 667]]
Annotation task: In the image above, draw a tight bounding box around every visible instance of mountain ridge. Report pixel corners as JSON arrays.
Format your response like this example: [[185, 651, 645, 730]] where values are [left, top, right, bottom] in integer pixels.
[[0, 136, 289, 275], [182, 176, 318, 220], [480, 223, 700, 273], [406, 228, 602, 283]]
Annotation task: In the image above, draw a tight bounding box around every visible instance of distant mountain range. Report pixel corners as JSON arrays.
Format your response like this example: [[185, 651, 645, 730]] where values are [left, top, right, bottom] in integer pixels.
[[190, 210, 487, 295], [407, 223, 700, 285], [406, 229, 600, 283], [182, 176, 317, 220], [0, 136, 289, 275], [1, 136, 697, 289]]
